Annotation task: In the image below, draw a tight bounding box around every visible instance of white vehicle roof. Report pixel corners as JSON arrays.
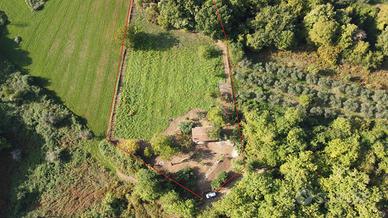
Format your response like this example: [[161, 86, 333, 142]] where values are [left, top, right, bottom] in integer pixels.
[[206, 192, 217, 198]]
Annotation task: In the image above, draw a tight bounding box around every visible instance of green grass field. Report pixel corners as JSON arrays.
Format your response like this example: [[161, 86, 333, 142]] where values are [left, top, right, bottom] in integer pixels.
[[115, 17, 223, 139], [0, 0, 128, 135]]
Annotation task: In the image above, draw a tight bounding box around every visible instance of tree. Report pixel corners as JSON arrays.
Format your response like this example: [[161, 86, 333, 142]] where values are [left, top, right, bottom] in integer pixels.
[[309, 19, 339, 46], [159, 191, 195, 218], [324, 137, 360, 168], [321, 168, 383, 217], [213, 172, 276, 218], [243, 110, 280, 166], [134, 169, 162, 201], [338, 23, 358, 50], [345, 41, 383, 70], [150, 134, 178, 160], [246, 6, 296, 50], [376, 27, 388, 56], [280, 151, 317, 190], [157, 0, 198, 30], [304, 3, 341, 48], [279, 127, 307, 159], [207, 107, 225, 127], [195, 0, 233, 39], [304, 3, 337, 30]]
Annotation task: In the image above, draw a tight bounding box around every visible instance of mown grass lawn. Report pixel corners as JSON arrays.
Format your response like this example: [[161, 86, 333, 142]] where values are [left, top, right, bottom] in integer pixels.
[[115, 17, 223, 139], [0, 0, 128, 135]]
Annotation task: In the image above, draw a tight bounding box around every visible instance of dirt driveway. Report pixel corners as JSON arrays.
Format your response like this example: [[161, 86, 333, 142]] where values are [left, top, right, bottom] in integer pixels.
[[154, 140, 235, 194]]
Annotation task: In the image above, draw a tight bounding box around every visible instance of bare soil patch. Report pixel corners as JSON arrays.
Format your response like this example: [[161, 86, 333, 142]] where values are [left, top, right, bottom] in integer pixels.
[[153, 139, 236, 194]]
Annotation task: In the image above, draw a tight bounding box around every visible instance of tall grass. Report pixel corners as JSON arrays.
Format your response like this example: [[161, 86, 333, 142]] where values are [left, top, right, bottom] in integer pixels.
[[115, 17, 223, 139]]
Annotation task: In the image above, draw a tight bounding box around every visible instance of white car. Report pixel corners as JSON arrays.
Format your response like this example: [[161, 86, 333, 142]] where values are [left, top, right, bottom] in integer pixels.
[[205, 192, 217, 199]]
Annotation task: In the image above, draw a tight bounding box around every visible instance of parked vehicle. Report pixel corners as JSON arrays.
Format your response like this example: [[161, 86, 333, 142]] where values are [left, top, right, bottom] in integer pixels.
[[205, 192, 217, 199]]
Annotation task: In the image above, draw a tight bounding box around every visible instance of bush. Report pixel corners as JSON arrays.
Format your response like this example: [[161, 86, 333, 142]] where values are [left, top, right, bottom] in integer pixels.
[[198, 45, 221, 59], [229, 42, 244, 65], [207, 126, 221, 140], [298, 95, 311, 107], [317, 45, 341, 66], [151, 134, 178, 160], [144, 146, 154, 158], [211, 171, 228, 190], [175, 134, 194, 150], [144, 3, 159, 24], [179, 121, 194, 135]]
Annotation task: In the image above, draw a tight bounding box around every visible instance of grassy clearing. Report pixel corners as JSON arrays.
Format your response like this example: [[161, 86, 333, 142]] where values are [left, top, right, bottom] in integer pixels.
[[115, 17, 223, 139], [0, 0, 128, 135]]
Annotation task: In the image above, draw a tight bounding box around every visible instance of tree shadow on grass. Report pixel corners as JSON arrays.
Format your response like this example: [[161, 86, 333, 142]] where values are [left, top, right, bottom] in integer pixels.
[[0, 29, 32, 67], [134, 32, 179, 51]]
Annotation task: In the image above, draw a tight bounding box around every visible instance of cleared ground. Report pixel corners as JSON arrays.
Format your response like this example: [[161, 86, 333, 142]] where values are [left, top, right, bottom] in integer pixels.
[[0, 0, 128, 135], [115, 16, 223, 139]]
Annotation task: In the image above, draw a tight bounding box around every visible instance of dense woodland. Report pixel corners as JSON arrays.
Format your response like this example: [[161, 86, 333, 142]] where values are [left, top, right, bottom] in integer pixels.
[[0, 0, 387, 217], [140, 0, 387, 70]]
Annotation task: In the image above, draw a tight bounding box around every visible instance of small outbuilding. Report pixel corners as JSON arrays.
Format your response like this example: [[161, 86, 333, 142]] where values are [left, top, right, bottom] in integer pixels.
[[192, 127, 217, 144]]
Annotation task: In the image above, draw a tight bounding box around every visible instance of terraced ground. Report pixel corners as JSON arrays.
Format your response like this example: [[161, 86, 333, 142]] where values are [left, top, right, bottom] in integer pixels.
[[0, 0, 128, 135], [115, 16, 223, 139]]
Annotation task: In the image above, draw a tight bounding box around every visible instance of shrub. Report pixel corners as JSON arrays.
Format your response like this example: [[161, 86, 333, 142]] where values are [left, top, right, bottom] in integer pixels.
[[175, 134, 194, 150], [298, 95, 311, 107], [211, 171, 228, 190], [179, 121, 194, 135], [119, 139, 140, 155], [345, 41, 383, 70], [207, 107, 225, 127], [207, 126, 221, 140], [317, 45, 341, 66], [0, 10, 8, 27], [198, 45, 221, 59]]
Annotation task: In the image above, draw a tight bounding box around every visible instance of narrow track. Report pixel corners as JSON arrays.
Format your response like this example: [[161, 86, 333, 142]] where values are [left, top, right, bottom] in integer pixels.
[[106, 0, 135, 141]]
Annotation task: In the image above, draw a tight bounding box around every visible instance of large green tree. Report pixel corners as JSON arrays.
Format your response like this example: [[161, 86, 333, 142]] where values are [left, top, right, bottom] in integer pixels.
[[134, 169, 162, 201], [321, 168, 383, 217], [246, 6, 296, 50], [195, 0, 233, 39]]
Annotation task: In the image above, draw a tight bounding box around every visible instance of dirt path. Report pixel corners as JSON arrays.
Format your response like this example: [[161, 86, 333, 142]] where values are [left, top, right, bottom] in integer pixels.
[[116, 169, 137, 183], [216, 41, 232, 86], [106, 0, 135, 141], [216, 41, 236, 122]]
